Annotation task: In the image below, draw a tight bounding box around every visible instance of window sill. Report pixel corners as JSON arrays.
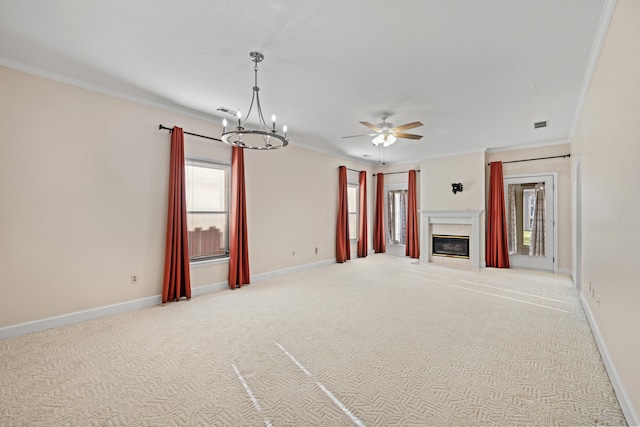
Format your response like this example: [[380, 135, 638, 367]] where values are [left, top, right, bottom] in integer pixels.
[[190, 257, 229, 268]]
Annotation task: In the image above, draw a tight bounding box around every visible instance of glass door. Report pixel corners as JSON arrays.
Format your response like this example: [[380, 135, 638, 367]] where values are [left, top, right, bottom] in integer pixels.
[[504, 174, 555, 271], [384, 184, 408, 256]]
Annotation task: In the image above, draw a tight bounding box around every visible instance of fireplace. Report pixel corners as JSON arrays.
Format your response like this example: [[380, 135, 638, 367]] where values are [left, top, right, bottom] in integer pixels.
[[432, 234, 470, 258], [420, 210, 484, 268]]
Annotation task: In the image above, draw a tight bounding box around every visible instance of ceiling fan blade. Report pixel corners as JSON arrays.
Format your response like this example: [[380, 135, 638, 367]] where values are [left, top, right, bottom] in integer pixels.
[[395, 133, 423, 140], [342, 133, 377, 138], [393, 121, 423, 132], [360, 121, 382, 132]]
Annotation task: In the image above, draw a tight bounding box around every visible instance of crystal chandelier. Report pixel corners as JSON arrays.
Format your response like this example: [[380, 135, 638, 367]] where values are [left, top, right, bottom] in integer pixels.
[[218, 52, 288, 150]]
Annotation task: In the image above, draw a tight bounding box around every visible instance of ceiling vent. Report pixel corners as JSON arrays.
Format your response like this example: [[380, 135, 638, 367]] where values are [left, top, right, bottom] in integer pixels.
[[216, 106, 238, 117], [534, 121, 548, 129]]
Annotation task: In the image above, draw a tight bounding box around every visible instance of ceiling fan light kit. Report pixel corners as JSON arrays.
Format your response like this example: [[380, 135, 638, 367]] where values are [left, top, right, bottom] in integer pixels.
[[343, 112, 423, 147], [372, 133, 397, 147], [218, 52, 289, 150]]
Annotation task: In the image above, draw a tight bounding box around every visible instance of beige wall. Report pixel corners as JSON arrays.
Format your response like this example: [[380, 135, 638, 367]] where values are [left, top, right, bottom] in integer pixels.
[[244, 146, 370, 273], [486, 143, 572, 272], [373, 160, 422, 209], [420, 152, 486, 211], [420, 152, 486, 264], [0, 65, 369, 328], [571, 0, 640, 421]]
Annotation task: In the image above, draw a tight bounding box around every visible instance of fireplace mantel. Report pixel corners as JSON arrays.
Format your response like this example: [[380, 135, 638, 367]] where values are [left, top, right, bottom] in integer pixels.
[[420, 210, 484, 268]]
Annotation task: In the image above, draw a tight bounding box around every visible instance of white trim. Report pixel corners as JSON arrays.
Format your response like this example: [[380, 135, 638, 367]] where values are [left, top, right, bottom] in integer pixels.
[[557, 268, 572, 276], [191, 281, 228, 296], [0, 57, 220, 125], [568, 0, 617, 141], [0, 295, 161, 340], [503, 173, 558, 273], [190, 257, 229, 268], [373, 159, 421, 170], [379, 182, 409, 255], [485, 139, 570, 154], [251, 259, 336, 283], [418, 147, 487, 161], [572, 155, 583, 289], [420, 210, 484, 268], [419, 139, 569, 162], [0, 259, 336, 340], [580, 293, 638, 426], [0, 58, 374, 167]]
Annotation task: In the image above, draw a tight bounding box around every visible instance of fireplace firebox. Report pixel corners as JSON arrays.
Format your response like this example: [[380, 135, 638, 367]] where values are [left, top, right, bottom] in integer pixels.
[[432, 234, 470, 259]]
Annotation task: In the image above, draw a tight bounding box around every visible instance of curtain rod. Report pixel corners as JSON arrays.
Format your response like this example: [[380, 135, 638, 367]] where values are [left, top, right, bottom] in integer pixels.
[[337, 167, 421, 175], [487, 154, 570, 166], [373, 170, 420, 176], [338, 167, 362, 173], [159, 124, 222, 142]]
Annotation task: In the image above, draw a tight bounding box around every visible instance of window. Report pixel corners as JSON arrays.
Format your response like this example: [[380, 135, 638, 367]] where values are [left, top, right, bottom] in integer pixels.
[[523, 188, 536, 231], [347, 184, 358, 240], [387, 189, 408, 244], [185, 159, 230, 261]]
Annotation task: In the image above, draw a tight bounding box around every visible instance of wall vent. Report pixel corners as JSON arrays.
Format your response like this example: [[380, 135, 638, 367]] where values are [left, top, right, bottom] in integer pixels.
[[534, 121, 548, 129]]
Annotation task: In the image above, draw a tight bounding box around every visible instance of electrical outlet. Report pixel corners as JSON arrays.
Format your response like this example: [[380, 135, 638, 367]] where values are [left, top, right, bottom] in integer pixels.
[[131, 274, 139, 284]]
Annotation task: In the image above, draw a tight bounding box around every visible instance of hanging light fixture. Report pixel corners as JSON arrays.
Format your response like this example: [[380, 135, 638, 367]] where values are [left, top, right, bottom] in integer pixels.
[[372, 132, 397, 147], [218, 52, 288, 150]]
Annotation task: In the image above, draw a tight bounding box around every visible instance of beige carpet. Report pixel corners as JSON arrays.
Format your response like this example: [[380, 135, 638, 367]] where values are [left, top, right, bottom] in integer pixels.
[[0, 255, 627, 426]]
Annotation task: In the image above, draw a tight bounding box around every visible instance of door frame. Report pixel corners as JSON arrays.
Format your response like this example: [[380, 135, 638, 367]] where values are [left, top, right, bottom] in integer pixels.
[[503, 172, 558, 273], [572, 156, 582, 288], [384, 182, 408, 256]]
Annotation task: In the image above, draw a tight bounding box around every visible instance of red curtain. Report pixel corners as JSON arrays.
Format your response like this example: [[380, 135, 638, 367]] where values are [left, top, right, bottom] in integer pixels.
[[486, 161, 510, 268], [357, 171, 368, 258], [228, 147, 251, 288], [406, 170, 420, 258], [373, 173, 386, 253], [162, 127, 191, 303], [336, 166, 350, 263]]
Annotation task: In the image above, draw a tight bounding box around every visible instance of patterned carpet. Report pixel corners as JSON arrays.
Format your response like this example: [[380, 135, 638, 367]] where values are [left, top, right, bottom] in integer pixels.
[[0, 255, 627, 426]]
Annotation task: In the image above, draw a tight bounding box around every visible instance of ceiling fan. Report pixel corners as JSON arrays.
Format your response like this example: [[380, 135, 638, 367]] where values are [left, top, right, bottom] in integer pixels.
[[343, 112, 423, 147]]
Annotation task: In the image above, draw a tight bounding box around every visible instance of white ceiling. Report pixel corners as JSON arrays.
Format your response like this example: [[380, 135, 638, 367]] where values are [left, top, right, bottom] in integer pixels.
[[0, 0, 608, 164]]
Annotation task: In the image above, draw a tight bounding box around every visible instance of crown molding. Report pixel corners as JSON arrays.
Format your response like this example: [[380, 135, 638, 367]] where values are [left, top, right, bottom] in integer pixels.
[[0, 57, 219, 124], [568, 0, 617, 141]]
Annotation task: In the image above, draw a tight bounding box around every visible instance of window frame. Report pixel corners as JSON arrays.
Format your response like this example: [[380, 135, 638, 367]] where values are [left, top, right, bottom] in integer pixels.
[[185, 157, 231, 263], [384, 183, 408, 246], [347, 182, 359, 241]]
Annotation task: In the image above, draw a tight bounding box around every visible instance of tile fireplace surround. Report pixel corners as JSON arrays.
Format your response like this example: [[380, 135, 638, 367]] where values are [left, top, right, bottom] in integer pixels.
[[420, 210, 484, 268]]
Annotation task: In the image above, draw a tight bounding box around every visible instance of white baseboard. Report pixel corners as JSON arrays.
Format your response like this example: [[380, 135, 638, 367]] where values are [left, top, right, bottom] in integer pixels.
[[580, 293, 638, 426], [0, 259, 337, 341], [251, 258, 336, 283], [191, 280, 228, 296], [0, 295, 162, 340], [557, 267, 573, 276]]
